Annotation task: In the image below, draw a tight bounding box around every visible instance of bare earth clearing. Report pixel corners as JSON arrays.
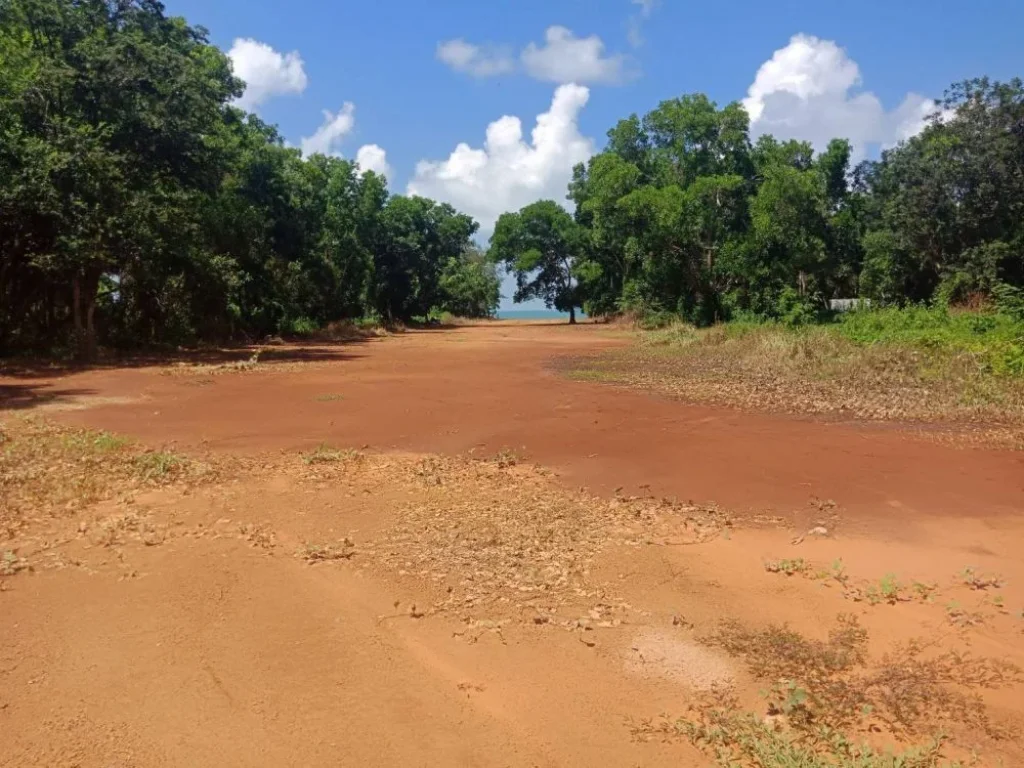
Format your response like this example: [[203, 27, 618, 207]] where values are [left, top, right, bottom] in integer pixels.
[[2, 322, 1023, 767]]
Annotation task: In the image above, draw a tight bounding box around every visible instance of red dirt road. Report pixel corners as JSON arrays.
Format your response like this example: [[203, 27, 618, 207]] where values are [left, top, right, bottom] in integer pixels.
[[3, 322, 1024, 767], [13, 322, 1023, 526]]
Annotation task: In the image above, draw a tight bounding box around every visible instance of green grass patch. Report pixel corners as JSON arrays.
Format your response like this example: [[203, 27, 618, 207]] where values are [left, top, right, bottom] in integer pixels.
[[837, 306, 1024, 377], [133, 451, 187, 480], [568, 307, 1024, 432]]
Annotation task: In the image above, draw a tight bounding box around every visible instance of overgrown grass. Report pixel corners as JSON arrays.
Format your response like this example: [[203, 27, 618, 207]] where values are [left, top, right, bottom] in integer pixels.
[[572, 307, 1024, 432], [837, 306, 1024, 377]]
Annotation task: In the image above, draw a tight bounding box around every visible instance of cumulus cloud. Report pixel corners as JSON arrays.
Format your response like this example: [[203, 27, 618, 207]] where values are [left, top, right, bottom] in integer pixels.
[[522, 27, 636, 85], [437, 39, 515, 78], [355, 144, 392, 178], [228, 38, 308, 112], [743, 34, 936, 159], [300, 103, 356, 157], [407, 84, 596, 236]]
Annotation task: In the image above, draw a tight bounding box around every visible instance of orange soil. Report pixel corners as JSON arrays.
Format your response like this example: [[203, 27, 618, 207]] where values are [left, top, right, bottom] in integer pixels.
[[2, 321, 1023, 767]]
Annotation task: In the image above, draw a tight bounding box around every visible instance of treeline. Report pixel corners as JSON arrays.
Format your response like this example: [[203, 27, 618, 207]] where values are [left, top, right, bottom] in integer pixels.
[[0, 0, 499, 357], [493, 79, 1024, 325]]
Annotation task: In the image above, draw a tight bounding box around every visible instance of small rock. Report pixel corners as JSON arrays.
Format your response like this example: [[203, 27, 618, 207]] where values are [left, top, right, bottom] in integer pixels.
[[142, 530, 165, 546]]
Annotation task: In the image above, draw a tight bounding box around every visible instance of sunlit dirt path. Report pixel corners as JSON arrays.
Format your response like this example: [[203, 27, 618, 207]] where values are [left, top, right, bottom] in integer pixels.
[[2, 322, 1023, 767]]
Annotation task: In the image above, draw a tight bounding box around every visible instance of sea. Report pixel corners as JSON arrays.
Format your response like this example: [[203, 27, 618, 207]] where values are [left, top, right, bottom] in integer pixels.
[[495, 309, 587, 320]]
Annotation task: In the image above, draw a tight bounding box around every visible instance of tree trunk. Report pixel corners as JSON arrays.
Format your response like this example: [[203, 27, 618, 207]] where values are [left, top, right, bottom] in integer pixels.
[[568, 305, 577, 325], [72, 270, 100, 361]]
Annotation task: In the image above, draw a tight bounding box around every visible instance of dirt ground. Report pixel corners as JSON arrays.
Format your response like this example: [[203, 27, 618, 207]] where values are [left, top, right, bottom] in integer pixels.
[[2, 321, 1023, 767]]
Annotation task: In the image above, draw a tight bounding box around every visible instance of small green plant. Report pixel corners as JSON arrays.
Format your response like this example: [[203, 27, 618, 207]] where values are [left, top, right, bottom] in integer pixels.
[[961, 567, 1003, 591], [829, 558, 849, 585], [912, 581, 938, 602], [61, 430, 130, 453], [764, 558, 809, 576], [93, 432, 130, 452], [134, 450, 186, 480], [866, 573, 905, 605]]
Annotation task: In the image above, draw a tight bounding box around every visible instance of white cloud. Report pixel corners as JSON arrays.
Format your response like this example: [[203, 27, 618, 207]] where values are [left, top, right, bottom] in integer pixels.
[[228, 38, 308, 112], [626, 0, 660, 48], [632, 0, 658, 18], [407, 84, 596, 236], [742, 34, 936, 159], [522, 26, 636, 85], [300, 103, 356, 157], [355, 144, 392, 178], [437, 39, 515, 78]]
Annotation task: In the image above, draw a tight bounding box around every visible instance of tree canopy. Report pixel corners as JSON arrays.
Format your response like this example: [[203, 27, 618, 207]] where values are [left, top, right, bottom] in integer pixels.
[[493, 77, 1024, 325], [491, 200, 585, 323], [0, 0, 498, 357], [2, 0, 1021, 355]]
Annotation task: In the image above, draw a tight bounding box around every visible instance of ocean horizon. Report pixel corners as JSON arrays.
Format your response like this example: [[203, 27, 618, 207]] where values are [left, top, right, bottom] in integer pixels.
[[495, 308, 587, 320]]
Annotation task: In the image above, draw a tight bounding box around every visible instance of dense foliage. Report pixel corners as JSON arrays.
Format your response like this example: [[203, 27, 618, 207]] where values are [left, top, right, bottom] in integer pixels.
[[493, 82, 1024, 325], [0, 0, 498, 358]]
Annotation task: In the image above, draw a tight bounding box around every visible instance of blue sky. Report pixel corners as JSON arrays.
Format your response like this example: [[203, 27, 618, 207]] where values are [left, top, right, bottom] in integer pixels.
[[165, 0, 1024, 309]]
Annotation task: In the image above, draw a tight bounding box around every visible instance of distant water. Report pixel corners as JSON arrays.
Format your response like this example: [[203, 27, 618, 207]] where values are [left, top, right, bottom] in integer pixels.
[[496, 309, 587, 320]]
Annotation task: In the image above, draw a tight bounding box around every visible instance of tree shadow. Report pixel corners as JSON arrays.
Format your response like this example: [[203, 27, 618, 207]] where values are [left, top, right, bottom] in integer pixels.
[[0, 383, 101, 412], [0, 335, 376, 379]]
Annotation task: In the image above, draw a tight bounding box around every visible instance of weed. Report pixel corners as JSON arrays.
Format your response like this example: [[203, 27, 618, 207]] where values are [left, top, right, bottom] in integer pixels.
[[302, 444, 360, 465], [565, 368, 620, 383], [710, 614, 868, 684], [414, 456, 451, 485], [239, 523, 276, 549], [912, 581, 938, 602], [61, 430, 130, 453], [632, 686, 965, 768], [867, 642, 1020, 735], [945, 601, 985, 628], [765, 557, 809, 576], [133, 451, 186, 481], [1, 420, 212, 534], [0, 550, 29, 576], [864, 574, 906, 605], [706, 616, 1018, 741], [960, 567, 1003, 591], [302, 539, 355, 562], [493, 448, 520, 469]]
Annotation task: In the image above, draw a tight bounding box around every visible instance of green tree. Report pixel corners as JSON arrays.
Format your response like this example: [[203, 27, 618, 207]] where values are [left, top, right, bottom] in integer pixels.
[[437, 247, 500, 319], [491, 200, 585, 324]]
